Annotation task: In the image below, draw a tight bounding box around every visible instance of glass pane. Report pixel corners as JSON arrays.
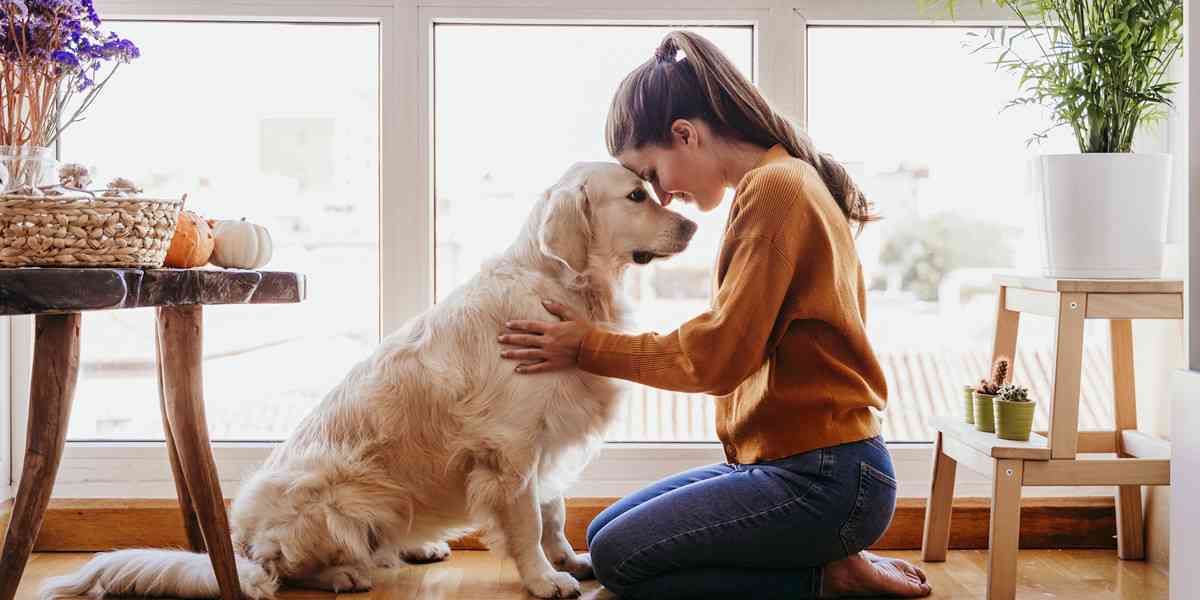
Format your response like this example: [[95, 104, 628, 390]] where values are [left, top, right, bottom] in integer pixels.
[[808, 27, 1113, 441], [63, 22, 380, 441], [435, 25, 752, 441]]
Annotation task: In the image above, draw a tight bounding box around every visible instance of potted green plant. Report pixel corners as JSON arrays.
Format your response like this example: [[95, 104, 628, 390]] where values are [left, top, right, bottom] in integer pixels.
[[962, 384, 977, 424], [993, 382, 1036, 441], [974, 358, 1009, 433], [926, 0, 1183, 278]]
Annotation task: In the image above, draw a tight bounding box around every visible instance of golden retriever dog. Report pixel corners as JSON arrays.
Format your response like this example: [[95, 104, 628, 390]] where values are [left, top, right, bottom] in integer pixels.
[[40, 162, 697, 600]]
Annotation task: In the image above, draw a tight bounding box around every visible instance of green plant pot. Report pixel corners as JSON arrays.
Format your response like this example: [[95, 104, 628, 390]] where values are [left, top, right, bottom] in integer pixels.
[[993, 398, 1036, 441], [973, 392, 997, 433], [962, 386, 976, 424]]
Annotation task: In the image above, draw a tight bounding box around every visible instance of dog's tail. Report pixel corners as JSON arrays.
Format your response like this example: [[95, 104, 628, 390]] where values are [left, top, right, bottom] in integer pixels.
[[38, 548, 278, 600]]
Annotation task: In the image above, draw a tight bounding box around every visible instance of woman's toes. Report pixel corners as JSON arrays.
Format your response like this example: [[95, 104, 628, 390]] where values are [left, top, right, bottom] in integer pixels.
[[912, 564, 928, 583], [821, 552, 931, 598], [874, 560, 931, 597], [876, 554, 928, 584]]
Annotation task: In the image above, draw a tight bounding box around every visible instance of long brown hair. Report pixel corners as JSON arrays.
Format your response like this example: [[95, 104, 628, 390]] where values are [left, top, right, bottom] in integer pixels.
[[605, 30, 877, 233]]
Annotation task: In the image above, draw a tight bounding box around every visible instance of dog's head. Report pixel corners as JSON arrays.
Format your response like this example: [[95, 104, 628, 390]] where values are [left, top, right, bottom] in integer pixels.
[[538, 162, 697, 277]]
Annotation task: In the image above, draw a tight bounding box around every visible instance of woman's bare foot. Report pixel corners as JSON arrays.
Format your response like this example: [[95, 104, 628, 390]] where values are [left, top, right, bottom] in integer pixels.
[[862, 551, 928, 582], [821, 551, 931, 598]]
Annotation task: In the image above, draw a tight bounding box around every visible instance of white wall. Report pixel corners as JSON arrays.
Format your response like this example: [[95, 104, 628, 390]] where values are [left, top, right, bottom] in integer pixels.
[[1172, 1, 1200, 596], [1, 316, 11, 501], [1172, 371, 1200, 599]]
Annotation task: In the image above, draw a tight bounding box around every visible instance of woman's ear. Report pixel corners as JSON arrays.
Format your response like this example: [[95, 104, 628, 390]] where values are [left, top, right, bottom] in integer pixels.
[[670, 119, 696, 146]]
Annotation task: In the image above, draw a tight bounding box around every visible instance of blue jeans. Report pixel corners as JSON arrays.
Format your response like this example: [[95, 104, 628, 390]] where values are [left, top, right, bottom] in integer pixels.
[[585, 436, 897, 599]]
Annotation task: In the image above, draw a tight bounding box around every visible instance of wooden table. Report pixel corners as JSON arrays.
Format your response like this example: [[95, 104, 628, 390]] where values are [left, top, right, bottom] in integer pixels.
[[0, 268, 306, 600], [920, 275, 1180, 600]]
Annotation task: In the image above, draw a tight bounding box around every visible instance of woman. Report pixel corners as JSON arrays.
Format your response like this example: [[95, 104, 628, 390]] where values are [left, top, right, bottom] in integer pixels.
[[498, 30, 931, 599]]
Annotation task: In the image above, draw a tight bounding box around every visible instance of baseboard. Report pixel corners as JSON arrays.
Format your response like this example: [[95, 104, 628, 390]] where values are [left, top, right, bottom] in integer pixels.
[[0, 496, 1117, 552]]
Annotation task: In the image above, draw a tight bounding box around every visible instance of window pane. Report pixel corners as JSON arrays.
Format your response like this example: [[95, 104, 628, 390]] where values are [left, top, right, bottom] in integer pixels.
[[63, 22, 380, 441], [435, 25, 752, 441], [808, 27, 1113, 441]]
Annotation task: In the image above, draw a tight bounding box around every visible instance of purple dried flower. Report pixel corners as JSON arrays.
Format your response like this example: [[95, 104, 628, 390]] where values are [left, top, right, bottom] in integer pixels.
[[50, 48, 75, 66], [3, 0, 28, 18], [0, 0, 138, 145]]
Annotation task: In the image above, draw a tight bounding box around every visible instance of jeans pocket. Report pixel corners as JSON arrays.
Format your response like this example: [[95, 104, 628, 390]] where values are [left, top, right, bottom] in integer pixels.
[[838, 461, 898, 555]]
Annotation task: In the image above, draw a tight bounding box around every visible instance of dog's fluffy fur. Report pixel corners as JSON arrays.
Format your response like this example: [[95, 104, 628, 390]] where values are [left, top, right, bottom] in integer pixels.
[[41, 162, 695, 600]]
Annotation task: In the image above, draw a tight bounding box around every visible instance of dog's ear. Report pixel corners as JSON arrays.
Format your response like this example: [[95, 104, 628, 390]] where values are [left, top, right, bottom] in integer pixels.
[[539, 181, 591, 275]]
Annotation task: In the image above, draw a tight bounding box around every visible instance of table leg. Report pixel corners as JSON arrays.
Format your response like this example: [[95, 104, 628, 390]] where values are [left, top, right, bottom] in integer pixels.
[[921, 432, 957, 562], [990, 286, 1020, 381], [155, 330, 206, 553], [987, 458, 1024, 600], [1110, 319, 1145, 560], [1048, 293, 1087, 460], [157, 305, 240, 600], [0, 314, 80, 600]]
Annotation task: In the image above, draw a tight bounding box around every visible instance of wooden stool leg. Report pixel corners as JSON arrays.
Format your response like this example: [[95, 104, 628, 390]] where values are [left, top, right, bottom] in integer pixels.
[[922, 432, 957, 561], [1110, 319, 1145, 560], [157, 305, 240, 600], [1048, 293, 1087, 460], [991, 286, 1021, 379], [987, 459, 1023, 600], [155, 331, 207, 553], [0, 314, 81, 600]]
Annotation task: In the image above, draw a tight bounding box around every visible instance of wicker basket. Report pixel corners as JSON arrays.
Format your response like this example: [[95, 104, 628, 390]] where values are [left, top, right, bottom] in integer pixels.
[[0, 193, 185, 268]]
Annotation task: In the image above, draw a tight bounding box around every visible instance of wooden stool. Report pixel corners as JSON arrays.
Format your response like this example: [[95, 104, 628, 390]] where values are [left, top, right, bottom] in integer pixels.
[[0, 268, 305, 600], [920, 275, 1180, 600]]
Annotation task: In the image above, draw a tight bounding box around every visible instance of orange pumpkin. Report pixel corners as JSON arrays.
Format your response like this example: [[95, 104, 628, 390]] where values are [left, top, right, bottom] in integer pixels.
[[164, 211, 215, 268]]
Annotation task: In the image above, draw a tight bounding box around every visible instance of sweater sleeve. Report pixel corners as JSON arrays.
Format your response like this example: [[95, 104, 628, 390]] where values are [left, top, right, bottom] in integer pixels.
[[578, 167, 814, 395]]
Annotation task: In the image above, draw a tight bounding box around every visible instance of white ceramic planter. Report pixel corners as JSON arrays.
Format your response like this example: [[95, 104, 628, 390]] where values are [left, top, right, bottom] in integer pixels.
[[1035, 153, 1172, 278]]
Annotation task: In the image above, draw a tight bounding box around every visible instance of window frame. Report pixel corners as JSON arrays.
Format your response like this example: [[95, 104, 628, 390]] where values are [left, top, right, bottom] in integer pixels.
[[7, 0, 1115, 502]]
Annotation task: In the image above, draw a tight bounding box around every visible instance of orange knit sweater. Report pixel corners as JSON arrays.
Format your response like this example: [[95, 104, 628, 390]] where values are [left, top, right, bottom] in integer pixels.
[[579, 144, 887, 463]]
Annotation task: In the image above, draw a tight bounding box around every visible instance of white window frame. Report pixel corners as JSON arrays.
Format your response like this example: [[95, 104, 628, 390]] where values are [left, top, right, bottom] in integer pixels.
[[1191, 42, 1199, 373], [5, 0, 1113, 502]]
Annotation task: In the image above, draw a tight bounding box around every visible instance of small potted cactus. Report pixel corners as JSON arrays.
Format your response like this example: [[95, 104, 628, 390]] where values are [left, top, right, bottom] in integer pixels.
[[993, 383, 1036, 441], [974, 358, 1009, 433]]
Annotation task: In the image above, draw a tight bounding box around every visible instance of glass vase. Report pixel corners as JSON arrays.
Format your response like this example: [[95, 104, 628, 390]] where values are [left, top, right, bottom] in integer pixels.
[[0, 145, 58, 192]]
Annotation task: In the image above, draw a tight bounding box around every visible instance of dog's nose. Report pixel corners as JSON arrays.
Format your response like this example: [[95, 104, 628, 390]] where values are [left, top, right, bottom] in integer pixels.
[[678, 219, 698, 241]]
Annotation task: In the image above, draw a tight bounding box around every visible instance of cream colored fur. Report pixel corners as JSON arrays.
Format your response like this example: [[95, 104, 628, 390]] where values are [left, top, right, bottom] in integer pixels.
[[40, 162, 695, 600]]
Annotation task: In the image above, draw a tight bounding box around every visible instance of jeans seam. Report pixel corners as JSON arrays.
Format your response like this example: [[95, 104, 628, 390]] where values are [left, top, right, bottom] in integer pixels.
[[840, 463, 868, 556], [838, 461, 897, 555], [861, 461, 898, 488], [610, 452, 825, 581]]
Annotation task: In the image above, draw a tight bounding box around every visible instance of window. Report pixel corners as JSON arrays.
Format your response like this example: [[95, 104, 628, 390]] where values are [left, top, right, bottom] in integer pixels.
[[7, 1, 1116, 499], [61, 22, 380, 441], [808, 27, 1114, 441], [433, 24, 753, 441]]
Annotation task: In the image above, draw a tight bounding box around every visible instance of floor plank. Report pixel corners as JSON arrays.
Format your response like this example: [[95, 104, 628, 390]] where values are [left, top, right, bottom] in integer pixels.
[[14, 550, 1166, 599]]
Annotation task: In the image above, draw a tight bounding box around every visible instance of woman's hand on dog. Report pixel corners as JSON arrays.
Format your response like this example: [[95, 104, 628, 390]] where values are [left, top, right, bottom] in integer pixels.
[[499, 300, 590, 374]]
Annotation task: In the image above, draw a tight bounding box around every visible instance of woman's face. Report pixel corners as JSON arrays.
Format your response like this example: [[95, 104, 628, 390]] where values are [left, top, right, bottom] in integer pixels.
[[615, 119, 726, 212]]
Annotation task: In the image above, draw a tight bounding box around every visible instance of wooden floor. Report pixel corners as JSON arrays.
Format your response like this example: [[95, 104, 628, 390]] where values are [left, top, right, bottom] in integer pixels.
[[14, 549, 1167, 599]]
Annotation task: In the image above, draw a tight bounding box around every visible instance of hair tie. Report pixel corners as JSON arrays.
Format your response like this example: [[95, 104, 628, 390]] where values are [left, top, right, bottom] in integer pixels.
[[654, 39, 678, 64]]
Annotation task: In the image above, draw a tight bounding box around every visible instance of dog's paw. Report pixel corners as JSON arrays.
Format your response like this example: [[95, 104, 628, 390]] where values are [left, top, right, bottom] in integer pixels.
[[525, 571, 581, 599], [372, 549, 403, 570], [552, 552, 594, 580], [401, 540, 452, 564], [314, 565, 373, 593]]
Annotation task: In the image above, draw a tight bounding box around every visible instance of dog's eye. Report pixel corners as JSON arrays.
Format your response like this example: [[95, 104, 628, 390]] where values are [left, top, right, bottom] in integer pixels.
[[627, 188, 647, 203]]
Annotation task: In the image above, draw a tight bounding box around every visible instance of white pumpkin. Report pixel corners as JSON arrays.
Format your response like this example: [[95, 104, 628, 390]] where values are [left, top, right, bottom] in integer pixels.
[[210, 218, 273, 269]]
